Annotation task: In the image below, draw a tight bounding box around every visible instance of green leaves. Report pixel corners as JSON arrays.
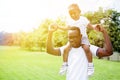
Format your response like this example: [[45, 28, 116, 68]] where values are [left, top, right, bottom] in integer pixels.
[[109, 11, 120, 52], [85, 8, 120, 52]]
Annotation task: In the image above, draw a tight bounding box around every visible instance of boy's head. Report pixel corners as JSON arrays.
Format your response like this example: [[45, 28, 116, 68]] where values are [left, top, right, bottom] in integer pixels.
[[68, 3, 81, 21]]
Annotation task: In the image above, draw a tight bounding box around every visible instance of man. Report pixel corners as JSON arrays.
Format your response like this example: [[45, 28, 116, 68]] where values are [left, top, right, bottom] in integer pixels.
[[46, 24, 113, 80]]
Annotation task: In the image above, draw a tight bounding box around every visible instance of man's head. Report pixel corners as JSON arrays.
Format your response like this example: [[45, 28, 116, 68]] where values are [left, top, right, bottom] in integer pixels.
[[68, 3, 81, 21], [68, 26, 82, 48]]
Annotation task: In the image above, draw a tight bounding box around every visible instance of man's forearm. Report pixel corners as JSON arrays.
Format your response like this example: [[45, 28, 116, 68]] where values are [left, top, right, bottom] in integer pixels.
[[102, 30, 113, 54]]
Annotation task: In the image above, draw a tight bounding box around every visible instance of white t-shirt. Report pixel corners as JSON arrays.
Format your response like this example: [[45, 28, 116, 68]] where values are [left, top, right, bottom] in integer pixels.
[[60, 45, 99, 80]]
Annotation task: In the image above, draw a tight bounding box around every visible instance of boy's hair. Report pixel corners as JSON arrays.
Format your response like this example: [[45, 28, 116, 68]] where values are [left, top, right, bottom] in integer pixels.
[[68, 3, 81, 12]]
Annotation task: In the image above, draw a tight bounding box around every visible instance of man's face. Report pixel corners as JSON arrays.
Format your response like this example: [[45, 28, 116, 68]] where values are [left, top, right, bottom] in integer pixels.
[[68, 30, 82, 48], [68, 7, 80, 21]]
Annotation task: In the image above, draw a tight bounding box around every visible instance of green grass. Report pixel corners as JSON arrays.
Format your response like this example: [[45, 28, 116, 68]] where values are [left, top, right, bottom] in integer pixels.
[[0, 46, 120, 80]]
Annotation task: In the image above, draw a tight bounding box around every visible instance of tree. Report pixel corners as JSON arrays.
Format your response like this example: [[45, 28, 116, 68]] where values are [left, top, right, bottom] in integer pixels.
[[84, 7, 106, 47], [108, 11, 120, 52], [84, 8, 115, 49]]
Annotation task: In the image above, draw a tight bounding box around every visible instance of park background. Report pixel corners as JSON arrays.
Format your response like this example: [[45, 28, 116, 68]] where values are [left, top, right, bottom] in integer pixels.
[[0, 0, 120, 80]]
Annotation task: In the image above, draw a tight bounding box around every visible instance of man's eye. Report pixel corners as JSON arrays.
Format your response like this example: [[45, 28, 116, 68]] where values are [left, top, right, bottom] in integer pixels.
[[69, 36, 73, 39]]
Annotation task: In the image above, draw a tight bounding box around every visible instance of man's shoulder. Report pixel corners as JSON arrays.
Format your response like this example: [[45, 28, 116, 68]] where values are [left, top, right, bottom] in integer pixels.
[[90, 45, 99, 56]]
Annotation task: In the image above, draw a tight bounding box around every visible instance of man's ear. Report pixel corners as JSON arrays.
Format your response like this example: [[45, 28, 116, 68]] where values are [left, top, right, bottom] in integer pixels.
[[80, 34, 82, 38]]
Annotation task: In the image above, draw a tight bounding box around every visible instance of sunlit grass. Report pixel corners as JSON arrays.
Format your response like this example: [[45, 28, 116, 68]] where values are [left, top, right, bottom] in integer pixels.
[[0, 46, 65, 80], [0, 46, 120, 80]]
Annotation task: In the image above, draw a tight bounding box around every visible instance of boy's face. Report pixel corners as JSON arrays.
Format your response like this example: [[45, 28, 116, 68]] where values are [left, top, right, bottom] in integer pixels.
[[68, 7, 80, 21]]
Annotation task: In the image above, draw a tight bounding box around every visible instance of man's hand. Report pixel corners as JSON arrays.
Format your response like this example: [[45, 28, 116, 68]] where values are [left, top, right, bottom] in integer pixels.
[[49, 23, 58, 32], [95, 24, 105, 32]]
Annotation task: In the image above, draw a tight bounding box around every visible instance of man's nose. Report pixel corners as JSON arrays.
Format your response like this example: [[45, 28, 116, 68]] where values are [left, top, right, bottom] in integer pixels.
[[69, 39, 74, 42]]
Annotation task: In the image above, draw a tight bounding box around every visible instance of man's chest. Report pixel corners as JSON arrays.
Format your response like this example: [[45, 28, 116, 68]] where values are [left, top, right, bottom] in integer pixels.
[[68, 47, 87, 64]]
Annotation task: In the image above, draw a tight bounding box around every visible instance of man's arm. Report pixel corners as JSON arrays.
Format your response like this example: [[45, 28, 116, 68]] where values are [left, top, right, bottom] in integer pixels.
[[96, 26, 113, 58], [46, 24, 61, 56]]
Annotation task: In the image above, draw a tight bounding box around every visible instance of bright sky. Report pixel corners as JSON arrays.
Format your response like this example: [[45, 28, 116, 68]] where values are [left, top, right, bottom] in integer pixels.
[[0, 0, 120, 33]]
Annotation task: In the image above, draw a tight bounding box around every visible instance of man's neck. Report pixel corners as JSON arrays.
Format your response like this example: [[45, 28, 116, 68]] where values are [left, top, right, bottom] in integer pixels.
[[72, 44, 82, 48]]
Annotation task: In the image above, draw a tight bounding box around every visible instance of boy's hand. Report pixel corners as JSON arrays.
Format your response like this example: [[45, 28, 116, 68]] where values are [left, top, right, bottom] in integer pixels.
[[49, 23, 58, 32]]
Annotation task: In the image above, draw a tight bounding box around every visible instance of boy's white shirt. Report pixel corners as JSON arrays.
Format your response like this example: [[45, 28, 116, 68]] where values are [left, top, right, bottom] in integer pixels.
[[60, 45, 99, 80], [67, 16, 90, 37]]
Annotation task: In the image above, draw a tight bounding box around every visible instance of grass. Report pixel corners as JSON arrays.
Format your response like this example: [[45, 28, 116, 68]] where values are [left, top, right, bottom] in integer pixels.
[[0, 46, 120, 80]]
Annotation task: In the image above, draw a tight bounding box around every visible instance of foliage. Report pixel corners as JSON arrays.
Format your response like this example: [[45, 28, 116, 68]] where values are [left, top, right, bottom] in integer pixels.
[[84, 8, 106, 47], [108, 11, 120, 52], [1, 8, 119, 52], [84, 8, 115, 49], [88, 30, 104, 47], [37, 17, 67, 49], [35, 19, 54, 51], [14, 17, 68, 51], [95, 10, 120, 52], [53, 17, 68, 47]]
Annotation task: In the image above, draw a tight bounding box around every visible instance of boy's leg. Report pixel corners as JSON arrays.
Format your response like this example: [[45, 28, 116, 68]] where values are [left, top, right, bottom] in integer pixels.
[[82, 44, 92, 62], [59, 42, 71, 75], [63, 42, 71, 63], [82, 44, 94, 76], [62, 48, 69, 64]]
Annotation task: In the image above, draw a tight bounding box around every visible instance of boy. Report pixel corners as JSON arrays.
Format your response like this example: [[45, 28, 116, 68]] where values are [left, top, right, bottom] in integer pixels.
[[58, 3, 98, 76]]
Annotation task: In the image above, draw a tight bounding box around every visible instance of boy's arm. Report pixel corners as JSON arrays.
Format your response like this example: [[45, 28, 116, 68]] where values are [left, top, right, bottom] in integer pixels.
[[58, 25, 71, 31], [87, 23, 95, 30], [87, 23, 101, 31], [46, 24, 61, 56]]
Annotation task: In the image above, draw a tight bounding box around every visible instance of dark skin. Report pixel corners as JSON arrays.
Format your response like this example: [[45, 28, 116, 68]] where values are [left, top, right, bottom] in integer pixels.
[[46, 24, 113, 58], [95, 25, 113, 58]]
